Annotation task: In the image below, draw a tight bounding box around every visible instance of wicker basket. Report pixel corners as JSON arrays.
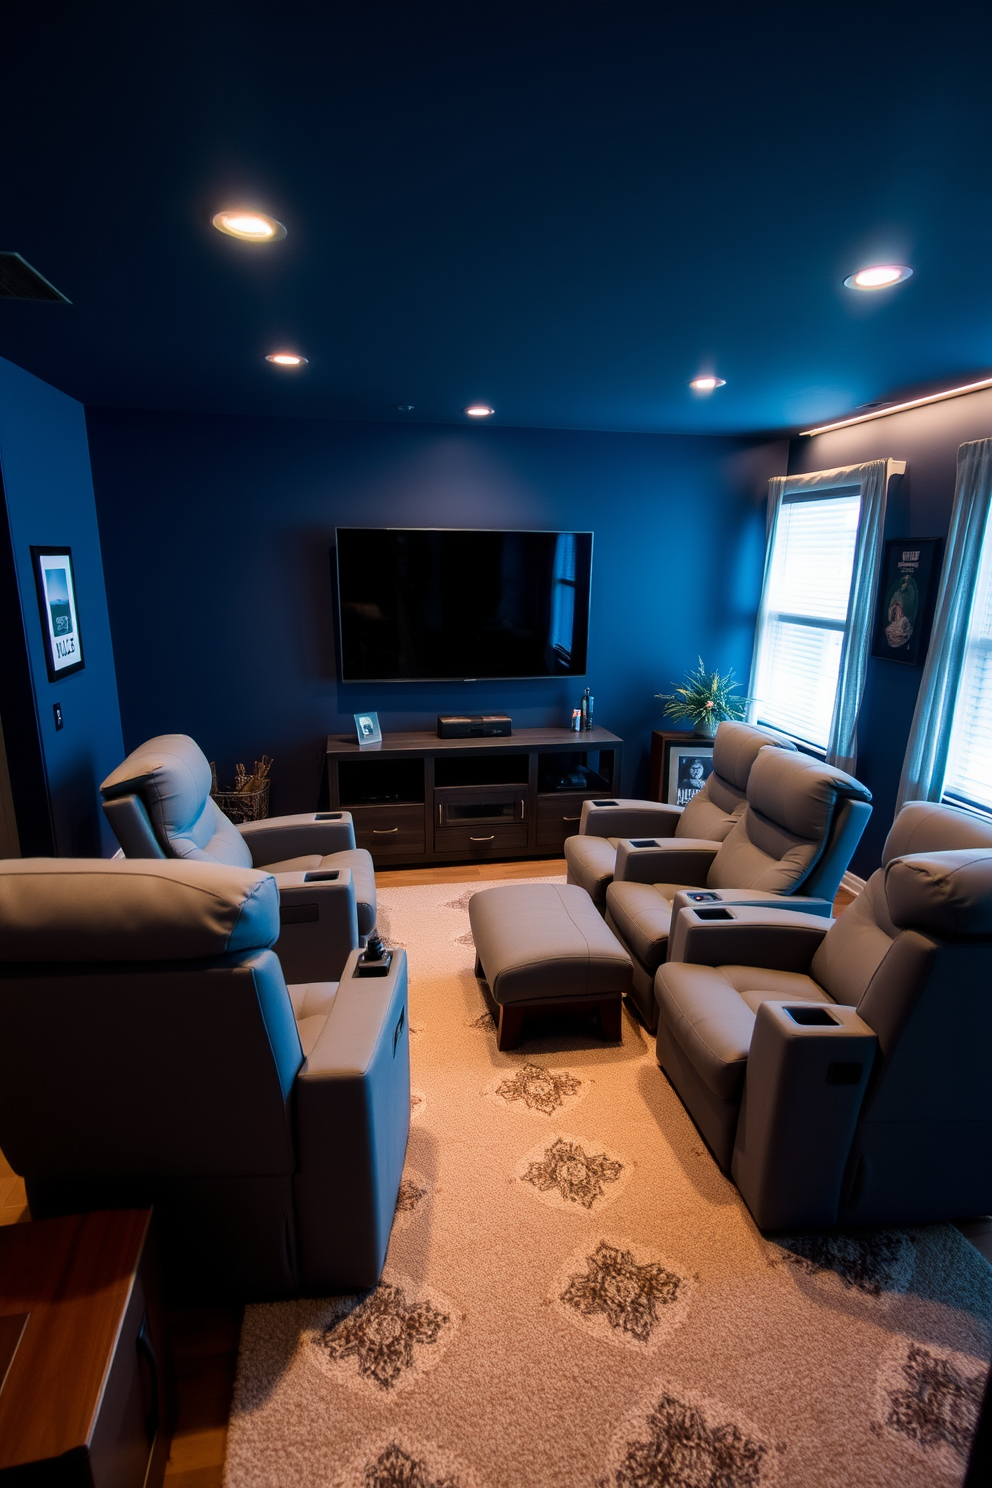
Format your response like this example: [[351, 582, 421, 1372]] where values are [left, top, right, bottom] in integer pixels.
[[211, 780, 270, 825]]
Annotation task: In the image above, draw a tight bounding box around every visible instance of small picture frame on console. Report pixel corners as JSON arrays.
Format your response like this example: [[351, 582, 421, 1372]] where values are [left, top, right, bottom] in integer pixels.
[[30, 546, 85, 681], [354, 711, 382, 747], [871, 537, 943, 667], [667, 744, 714, 807]]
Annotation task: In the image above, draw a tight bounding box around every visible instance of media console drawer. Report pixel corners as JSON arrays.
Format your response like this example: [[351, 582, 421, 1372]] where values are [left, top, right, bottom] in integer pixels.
[[434, 821, 529, 855], [536, 792, 597, 848], [349, 803, 426, 855]]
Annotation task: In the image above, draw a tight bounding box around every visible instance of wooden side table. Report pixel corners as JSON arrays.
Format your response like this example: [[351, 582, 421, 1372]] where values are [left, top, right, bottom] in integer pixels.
[[0, 1210, 174, 1487]]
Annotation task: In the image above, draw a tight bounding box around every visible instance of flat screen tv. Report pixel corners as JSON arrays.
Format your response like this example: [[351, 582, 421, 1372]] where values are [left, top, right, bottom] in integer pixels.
[[334, 528, 593, 682]]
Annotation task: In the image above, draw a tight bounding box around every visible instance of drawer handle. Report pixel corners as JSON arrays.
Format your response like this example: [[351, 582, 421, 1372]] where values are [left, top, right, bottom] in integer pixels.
[[373, 827, 399, 834], [563, 815, 581, 821], [469, 834, 496, 842]]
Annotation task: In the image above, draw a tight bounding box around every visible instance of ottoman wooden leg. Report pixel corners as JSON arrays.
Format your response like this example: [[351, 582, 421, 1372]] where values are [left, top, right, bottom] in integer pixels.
[[599, 995, 623, 1042], [496, 1004, 525, 1052]]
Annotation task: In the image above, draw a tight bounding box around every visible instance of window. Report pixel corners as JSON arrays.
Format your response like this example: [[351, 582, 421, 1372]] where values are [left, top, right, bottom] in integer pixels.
[[751, 487, 861, 749], [942, 500, 992, 815]]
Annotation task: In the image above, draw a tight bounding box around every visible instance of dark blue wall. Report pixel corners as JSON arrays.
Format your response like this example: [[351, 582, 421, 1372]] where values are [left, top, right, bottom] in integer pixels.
[[0, 356, 123, 855], [789, 385, 992, 876], [86, 408, 784, 811]]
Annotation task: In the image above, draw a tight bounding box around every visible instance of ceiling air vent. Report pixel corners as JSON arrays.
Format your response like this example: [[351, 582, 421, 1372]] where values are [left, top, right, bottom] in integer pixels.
[[0, 253, 70, 302]]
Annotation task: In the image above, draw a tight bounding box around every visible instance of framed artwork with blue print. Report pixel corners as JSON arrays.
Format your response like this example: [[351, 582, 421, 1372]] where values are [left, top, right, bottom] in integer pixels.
[[871, 538, 943, 667], [30, 546, 85, 681]]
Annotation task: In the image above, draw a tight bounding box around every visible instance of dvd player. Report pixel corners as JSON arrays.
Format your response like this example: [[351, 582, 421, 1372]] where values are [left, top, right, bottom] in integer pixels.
[[437, 714, 512, 738]]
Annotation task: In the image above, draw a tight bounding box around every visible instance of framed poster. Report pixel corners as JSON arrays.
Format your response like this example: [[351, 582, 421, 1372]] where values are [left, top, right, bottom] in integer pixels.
[[666, 743, 714, 806], [871, 538, 943, 667], [30, 547, 85, 681]]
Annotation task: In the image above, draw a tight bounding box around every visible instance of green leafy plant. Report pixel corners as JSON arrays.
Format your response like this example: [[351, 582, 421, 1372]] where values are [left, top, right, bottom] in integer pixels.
[[656, 658, 752, 733]]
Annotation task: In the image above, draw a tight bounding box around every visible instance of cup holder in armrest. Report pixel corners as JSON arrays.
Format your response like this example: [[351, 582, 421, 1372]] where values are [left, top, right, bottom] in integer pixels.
[[315, 812, 344, 820], [592, 800, 618, 807], [303, 870, 340, 882], [630, 838, 660, 848], [692, 907, 734, 921], [785, 1005, 838, 1026]]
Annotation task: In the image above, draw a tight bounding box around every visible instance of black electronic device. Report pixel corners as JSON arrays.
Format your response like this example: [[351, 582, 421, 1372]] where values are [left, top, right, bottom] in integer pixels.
[[437, 714, 512, 739], [334, 528, 593, 682]]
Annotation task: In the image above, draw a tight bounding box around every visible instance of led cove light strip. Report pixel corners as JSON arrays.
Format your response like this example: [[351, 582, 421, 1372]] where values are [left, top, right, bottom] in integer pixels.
[[801, 376, 992, 436]]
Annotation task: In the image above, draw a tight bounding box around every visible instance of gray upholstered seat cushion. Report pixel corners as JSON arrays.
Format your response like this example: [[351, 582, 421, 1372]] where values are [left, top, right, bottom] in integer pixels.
[[287, 980, 339, 1057], [604, 880, 693, 971], [469, 883, 631, 1005], [563, 835, 621, 906], [655, 961, 830, 1102]]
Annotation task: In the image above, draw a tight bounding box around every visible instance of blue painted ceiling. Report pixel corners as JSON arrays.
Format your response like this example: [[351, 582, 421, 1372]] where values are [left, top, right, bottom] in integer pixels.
[[1, 2, 990, 435]]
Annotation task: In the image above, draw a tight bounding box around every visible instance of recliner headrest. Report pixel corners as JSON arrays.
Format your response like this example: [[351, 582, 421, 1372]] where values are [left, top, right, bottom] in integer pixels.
[[881, 800, 992, 867], [884, 848, 992, 936], [100, 734, 212, 840], [0, 859, 279, 962], [746, 748, 871, 840], [711, 721, 795, 791]]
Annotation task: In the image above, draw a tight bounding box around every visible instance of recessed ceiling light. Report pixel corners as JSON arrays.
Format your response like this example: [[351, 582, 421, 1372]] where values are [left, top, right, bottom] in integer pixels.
[[464, 404, 494, 417], [212, 210, 287, 242], [265, 352, 307, 367], [843, 264, 912, 290], [689, 376, 726, 392]]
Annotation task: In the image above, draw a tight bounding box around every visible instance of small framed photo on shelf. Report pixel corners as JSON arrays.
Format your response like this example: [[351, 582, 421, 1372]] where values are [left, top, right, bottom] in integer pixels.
[[667, 743, 714, 806], [354, 711, 382, 747], [30, 546, 85, 681], [871, 538, 943, 667]]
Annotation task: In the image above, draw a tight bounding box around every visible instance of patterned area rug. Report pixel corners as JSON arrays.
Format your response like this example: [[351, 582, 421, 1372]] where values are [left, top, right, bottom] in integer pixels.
[[225, 878, 992, 1487]]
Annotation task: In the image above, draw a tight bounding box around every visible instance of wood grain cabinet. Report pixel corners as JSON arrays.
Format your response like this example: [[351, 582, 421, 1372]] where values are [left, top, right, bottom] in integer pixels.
[[327, 727, 623, 866], [0, 1210, 173, 1488]]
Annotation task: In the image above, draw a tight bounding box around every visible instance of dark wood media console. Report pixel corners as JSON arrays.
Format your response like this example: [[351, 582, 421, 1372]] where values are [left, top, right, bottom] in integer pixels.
[[326, 726, 623, 865]]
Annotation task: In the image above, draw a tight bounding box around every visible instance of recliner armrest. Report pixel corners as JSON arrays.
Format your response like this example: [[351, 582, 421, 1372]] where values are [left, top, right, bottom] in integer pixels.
[[238, 812, 357, 863], [273, 869, 359, 982], [579, 799, 682, 840], [731, 999, 876, 1229], [669, 888, 834, 919], [667, 905, 833, 968], [613, 838, 719, 886], [293, 949, 410, 1290]]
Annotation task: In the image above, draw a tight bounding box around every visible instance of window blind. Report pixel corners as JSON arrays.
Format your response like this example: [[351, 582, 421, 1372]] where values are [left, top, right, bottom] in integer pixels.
[[943, 502, 992, 814], [753, 490, 861, 750]]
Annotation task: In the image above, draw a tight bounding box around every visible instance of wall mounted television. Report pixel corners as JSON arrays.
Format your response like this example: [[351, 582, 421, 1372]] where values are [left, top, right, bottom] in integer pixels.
[[334, 528, 593, 682]]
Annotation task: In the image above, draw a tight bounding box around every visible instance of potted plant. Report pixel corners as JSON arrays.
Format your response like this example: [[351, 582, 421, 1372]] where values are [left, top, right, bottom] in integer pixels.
[[656, 659, 752, 738]]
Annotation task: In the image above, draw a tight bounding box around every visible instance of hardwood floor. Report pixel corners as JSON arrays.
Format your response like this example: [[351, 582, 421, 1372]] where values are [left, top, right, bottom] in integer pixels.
[[0, 857, 986, 1485]]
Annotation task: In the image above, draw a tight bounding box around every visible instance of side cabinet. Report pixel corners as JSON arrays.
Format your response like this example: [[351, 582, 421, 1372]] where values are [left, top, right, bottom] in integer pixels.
[[327, 726, 623, 866]]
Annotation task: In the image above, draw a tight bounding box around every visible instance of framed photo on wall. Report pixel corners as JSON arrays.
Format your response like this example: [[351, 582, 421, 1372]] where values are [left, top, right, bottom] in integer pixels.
[[30, 546, 85, 681], [871, 538, 943, 667], [666, 743, 714, 806]]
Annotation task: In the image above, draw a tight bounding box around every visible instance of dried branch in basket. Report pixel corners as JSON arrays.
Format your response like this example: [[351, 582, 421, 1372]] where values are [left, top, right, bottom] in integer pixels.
[[235, 755, 274, 793]]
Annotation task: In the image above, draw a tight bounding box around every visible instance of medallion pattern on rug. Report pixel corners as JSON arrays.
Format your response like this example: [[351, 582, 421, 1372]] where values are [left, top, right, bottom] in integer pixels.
[[599, 1387, 776, 1487], [330, 1435, 482, 1488], [553, 1236, 691, 1352], [515, 1132, 630, 1212], [771, 1227, 915, 1298], [873, 1339, 986, 1475], [391, 1170, 430, 1231], [486, 1062, 587, 1118], [312, 1277, 458, 1395]]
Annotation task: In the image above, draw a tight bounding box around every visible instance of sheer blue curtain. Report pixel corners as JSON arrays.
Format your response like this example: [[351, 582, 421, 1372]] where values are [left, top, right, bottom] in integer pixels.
[[895, 438, 992, 811]]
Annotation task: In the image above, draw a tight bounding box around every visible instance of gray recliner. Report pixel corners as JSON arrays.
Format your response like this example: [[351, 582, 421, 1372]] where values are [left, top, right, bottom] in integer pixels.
[[605, 747, 872, 1028], [564, 722, 795, 910], [654, 801, 992, 1229], [100, 733, 376, 982], [0, 857, 410, 1299]]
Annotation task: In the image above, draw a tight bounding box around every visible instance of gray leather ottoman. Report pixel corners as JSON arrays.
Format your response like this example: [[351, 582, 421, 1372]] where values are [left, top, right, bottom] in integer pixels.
[[468, 883, 633, 1050]]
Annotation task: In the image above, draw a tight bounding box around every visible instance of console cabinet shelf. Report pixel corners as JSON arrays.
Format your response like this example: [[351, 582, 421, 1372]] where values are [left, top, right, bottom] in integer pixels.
[[326, 726, 623, 865]]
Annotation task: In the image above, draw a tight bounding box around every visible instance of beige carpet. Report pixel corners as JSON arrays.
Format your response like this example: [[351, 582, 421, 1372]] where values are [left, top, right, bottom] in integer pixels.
[[225, 878, 992, 1487]]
